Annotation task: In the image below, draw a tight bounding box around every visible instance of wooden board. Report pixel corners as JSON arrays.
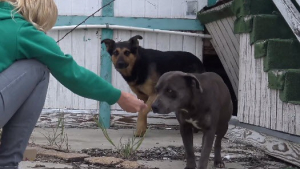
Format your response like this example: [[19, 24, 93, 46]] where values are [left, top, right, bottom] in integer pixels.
[[272, 0, 300, 43], [205, 16, 240, 97], [226, 125, 300, 167]]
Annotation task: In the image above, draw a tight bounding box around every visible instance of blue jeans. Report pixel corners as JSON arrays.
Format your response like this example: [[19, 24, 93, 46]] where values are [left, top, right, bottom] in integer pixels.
[[0, 59, 49, 168]]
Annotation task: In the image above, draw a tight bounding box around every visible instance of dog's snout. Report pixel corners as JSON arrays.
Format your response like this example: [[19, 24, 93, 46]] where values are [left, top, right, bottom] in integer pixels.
[[116, 61, 128, 69], [151, 102, 159, 113], [152, 105, 159, 113]]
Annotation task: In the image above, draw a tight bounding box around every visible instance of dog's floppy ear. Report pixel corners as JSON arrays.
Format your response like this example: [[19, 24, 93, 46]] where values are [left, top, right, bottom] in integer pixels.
[[128, 35, 143, 49], [183, 74, 203, 93], [101, 39, 115, 55]]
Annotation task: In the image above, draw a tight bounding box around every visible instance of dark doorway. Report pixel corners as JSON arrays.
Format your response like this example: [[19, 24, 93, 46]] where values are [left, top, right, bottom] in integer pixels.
[[202, 39, 238, 116]]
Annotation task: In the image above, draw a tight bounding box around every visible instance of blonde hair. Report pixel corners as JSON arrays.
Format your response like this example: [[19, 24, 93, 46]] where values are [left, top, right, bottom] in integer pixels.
[[0, 0, 58, 32]]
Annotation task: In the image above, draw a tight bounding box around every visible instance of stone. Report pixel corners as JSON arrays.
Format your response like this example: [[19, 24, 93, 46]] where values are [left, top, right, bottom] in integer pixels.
[[23, 147, 37, 161], [118, 160, 141, 169], [37, 147, 89, 161], [19, 161, 72, 169], [84, 157, 123, 165]]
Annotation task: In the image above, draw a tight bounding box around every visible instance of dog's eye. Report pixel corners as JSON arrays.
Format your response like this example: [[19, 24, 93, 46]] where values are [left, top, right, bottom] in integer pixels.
[[124, 50, 130, 56], [113, 50, 119, 56], [168, 89, 173, 93]]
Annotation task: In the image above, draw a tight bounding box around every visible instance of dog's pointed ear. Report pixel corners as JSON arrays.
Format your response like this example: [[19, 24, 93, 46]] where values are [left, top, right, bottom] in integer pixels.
[[101, 39, 115, 55], [183, 74, 203, 93], [128, 35, 143, 48]]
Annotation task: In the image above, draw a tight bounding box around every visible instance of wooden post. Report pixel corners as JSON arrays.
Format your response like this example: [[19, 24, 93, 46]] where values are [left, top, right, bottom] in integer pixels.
[[100, 0, 114, 128]]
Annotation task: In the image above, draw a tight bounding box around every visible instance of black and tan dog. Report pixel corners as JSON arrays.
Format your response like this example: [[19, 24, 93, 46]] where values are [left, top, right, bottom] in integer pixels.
[[101, 35, 205, 136], [152, 71, 233, 169]]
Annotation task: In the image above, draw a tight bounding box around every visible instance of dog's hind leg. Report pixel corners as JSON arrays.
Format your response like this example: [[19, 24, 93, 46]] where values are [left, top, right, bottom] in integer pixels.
[[135, 94, 156, 137], [214, 123, 228, 168], [180, 123, 196, 169]]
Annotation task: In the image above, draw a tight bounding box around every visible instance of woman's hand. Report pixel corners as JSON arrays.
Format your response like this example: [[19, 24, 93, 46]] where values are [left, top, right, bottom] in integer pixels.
[[117, 91, 147, 113]]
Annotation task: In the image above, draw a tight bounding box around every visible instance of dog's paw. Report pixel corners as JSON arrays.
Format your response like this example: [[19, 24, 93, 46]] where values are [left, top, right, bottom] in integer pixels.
[[184, 167, 195, 169], [134, 131, 146, 137], [214, 161, 225, 168]]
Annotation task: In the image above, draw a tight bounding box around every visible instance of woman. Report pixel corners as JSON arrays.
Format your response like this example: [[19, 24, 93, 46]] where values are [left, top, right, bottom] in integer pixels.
[[0, 0, 147, 167]]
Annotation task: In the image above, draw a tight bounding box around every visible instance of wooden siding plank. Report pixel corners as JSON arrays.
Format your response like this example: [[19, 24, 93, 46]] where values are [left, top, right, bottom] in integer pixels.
[[71, 29, 86, 109], [226, 17, 240, 43], [144, 32, 157, 49], [272, 0, 300, 43], [115, 0, 132, 17], [215, 18, 240, 78], [196, 37, 204, 62], [157, 33, 171, 52], [71, 0, 86, 15], [213, 21, 239, 91], [260, 60, 268, 128], [85, 29, 101, 109], [183, 36, 196, 55], [171, 0, 185, 18], [248, 43, 255, 125], [254, 58, 262, 126], [57, 30, 73, 109], [265, 73, 271, 129], [57, 0, 72, 15], [145, 0, 158, 18], [296, 105, 300, 135], [207, 22, 238, 97], [130, 0, 145, 17], [276, 88, 283, 132], [244, 34, 250, 124], [45, 30, 59, 109], [158, 0, 172, 18], [282, 103, 290, 133], [270, 89, 277, 130], [208, 21, 239, 95], [288, 103, 296, 134], [169, 35, 183, 51], [85, 0, 102, 16], [237, 34, 247, 122], [220, 18, 240, 60]]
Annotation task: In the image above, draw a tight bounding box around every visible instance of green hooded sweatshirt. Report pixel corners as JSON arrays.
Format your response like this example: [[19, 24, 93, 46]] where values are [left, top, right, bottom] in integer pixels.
[[0, 2, 121, 105]]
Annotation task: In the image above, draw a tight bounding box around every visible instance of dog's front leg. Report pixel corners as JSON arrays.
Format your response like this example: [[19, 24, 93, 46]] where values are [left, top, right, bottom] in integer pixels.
[[198, 129, 215, 169], [180, 123, 196, 169], [135, 94, 156, 137]]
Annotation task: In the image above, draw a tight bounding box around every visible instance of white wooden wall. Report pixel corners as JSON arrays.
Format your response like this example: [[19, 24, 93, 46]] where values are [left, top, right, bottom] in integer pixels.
[[53, 0, 207, 18], [44, 0, 206, 112], [238, 34, 300, 136]]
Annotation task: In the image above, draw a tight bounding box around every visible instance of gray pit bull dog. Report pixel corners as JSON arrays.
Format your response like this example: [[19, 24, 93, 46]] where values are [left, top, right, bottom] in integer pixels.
[[151, 71, 232, 169]]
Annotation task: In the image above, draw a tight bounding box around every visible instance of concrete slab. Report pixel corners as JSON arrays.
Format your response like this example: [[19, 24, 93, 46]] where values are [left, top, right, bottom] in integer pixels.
[[31, 128, 203, 151], [19, 161, 72, 169]]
